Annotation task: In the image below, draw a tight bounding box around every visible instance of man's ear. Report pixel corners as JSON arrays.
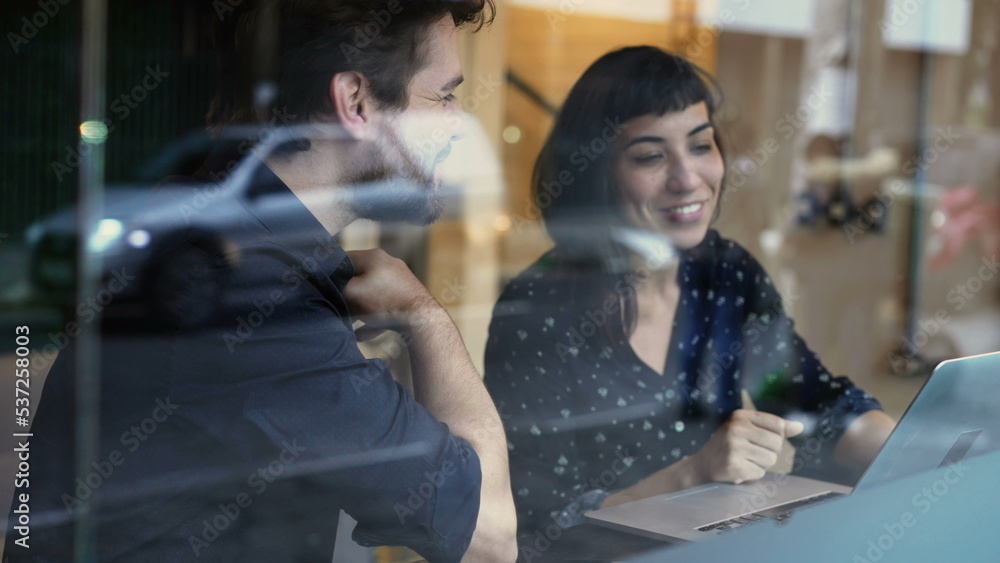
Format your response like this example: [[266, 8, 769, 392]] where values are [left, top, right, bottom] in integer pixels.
[[330, 71, 374, 140]]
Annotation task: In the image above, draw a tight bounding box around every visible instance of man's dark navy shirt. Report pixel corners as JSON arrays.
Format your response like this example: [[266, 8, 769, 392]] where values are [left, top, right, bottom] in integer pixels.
[[6, 162, 481, 562]]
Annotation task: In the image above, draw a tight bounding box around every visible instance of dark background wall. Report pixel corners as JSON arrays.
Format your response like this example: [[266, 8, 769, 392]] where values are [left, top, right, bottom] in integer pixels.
[[2, 0, 219, 240]]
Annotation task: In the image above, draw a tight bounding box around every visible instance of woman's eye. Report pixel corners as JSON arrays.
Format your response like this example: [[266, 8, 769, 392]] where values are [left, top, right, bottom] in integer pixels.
[[633, 154, 663, 164], [443, 94, 457, 104], [692, 143, 713, 154]]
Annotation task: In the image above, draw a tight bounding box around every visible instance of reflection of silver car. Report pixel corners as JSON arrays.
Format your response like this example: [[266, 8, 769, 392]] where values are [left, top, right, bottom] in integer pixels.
[[26, 131, 249, 317], [25, 126, 434, 328]]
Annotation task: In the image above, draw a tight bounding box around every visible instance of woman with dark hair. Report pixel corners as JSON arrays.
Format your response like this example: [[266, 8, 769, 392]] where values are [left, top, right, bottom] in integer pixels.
[[484, 46, 895, 534]]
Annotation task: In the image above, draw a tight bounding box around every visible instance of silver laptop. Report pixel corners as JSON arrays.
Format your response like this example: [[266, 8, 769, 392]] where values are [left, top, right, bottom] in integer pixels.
[[585, 351, 1000, 543]]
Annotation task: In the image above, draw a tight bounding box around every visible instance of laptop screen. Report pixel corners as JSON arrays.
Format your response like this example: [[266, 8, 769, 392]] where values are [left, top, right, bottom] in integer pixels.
[[854, 352, 1000, 491]]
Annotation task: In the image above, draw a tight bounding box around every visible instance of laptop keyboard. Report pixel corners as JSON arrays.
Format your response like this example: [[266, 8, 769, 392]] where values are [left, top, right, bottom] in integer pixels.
[[697, 491, 844, 533]]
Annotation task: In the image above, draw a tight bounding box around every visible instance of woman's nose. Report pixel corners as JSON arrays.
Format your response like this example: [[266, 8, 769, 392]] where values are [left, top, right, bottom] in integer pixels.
[[665, 156, 700, 193]]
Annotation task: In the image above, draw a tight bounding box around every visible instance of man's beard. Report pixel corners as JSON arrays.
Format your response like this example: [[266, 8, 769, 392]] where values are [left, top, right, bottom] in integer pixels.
[[342, 126, 444, 225]]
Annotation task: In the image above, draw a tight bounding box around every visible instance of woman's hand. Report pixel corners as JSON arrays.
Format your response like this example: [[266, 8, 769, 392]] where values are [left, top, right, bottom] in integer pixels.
[[690, 409, 804, 484], [602, 409, 805, 509]]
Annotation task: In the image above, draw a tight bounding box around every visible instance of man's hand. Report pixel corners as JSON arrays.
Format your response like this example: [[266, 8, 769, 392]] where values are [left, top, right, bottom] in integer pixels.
[[691, 410, 805, 484], [343, 249, 436, 330], [344, 249, 517, 560]]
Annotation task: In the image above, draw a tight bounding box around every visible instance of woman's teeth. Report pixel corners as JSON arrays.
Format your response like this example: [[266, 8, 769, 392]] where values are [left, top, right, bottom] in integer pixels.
[[666, 202, 703, 214]]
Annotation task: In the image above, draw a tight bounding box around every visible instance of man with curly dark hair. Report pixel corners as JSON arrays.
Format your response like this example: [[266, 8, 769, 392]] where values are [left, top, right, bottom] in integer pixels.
[[7, 2, 515, 562]]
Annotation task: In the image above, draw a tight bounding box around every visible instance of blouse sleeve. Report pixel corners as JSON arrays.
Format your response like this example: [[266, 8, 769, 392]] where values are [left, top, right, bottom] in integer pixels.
[[483, 279, 605, 534], [732, 244, 883, 481]]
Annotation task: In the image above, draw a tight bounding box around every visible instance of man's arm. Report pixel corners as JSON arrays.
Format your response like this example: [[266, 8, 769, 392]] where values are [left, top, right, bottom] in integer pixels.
[[344, 249, 517, 562]]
